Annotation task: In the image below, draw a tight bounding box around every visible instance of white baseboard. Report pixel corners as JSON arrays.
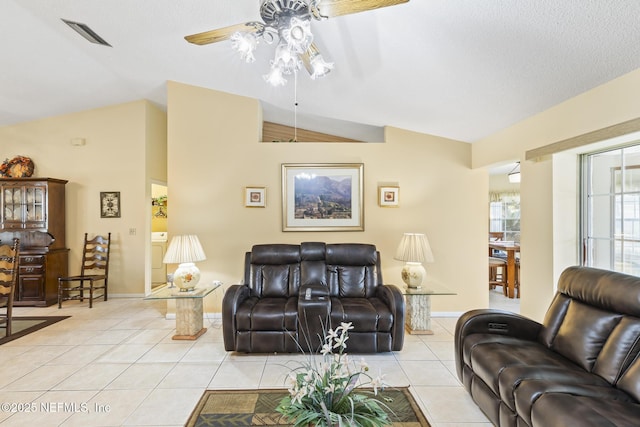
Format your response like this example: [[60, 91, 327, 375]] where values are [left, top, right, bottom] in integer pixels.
[[110, 294, 146, 298], [432, 311, 464, 318], [164, 312, 222, 320]]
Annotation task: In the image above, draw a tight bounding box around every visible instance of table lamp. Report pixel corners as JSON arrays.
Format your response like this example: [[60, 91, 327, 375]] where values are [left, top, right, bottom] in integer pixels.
[[394, 233, 434, 288], [163, 234, 206, 292]]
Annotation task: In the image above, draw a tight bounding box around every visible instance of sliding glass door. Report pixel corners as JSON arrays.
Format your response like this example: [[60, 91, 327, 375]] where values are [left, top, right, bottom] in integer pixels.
[[582, 144, 640, 275]]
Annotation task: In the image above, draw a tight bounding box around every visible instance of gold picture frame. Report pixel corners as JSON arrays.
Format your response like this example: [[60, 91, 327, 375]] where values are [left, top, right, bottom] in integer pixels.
[[245, 187, 266, 208], [282, 163, 364, 231], [378, 186, 399, 207]]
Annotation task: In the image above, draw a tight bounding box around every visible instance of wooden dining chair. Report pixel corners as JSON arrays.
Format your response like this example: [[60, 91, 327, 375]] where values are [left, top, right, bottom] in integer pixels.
[[489, 256, 507, 295], [0, 238, 20, 337], [58, 233, 111, 308]]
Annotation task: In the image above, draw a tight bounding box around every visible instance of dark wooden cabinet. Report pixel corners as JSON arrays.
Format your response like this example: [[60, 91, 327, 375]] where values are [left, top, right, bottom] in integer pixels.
[[0, 178, 68, 306]]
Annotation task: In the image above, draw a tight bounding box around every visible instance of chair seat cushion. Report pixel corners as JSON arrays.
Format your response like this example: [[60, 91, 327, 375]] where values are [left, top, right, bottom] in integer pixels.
[[532, 393, 640, 427], [236, 297, 298, 332], [464, 334, 582, 398], [330, 297, 393, 332]]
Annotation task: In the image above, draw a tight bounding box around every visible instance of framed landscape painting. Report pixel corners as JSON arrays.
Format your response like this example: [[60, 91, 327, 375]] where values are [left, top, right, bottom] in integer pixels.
[[282, 163, 364, 231]]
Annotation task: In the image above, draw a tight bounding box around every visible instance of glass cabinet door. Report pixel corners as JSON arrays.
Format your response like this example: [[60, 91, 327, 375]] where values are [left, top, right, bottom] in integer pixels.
[[2, 186, 23, 223], [24, 186, 45, 222], [1, 184, 47, 228]]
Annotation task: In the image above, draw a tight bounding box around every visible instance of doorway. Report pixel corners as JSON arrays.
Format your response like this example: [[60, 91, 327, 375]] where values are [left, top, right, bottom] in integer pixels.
[[151, 183, 168, 290], [488, 163, 520, 313]]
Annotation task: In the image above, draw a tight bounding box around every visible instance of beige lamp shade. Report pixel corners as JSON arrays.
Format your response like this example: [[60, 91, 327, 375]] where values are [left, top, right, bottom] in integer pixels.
[[163, 235, 206, 291], [394, 233, 434, 264], [394, 233, 434, 288], [163, 235, 206, 264]]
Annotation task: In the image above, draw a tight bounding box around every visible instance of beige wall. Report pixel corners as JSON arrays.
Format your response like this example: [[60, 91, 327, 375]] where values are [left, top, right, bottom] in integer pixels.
[[167, 81, 488, 314], [474, 67, 640, 321], [0, 100, 167, 296]]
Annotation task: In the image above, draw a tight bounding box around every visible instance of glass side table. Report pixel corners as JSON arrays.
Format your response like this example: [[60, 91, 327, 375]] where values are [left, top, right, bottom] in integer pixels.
[[144, 283, 221, 340], [399, 281, 456, 335]]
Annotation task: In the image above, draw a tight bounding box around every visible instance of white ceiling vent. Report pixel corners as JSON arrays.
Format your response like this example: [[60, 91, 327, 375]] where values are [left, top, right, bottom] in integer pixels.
[[61, 19, 111, 47]]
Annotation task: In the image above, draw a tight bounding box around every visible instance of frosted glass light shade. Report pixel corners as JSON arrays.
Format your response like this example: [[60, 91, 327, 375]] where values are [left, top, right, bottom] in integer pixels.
[[163, 235, 206, 291]]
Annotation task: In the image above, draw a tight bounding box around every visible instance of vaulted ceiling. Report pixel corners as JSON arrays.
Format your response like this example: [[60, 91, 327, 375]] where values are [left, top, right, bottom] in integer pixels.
[[3, 0, 640, 142]]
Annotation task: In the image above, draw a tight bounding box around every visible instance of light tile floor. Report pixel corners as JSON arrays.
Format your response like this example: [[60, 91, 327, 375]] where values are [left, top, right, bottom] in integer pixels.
[[0, 297, 509, 427]]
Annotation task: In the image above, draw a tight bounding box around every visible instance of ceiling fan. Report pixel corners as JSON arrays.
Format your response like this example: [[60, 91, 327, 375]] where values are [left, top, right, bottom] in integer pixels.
[[185, 0, 409, 86]]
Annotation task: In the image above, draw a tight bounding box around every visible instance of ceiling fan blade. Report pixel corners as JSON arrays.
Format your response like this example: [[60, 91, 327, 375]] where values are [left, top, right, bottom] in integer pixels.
[[316, 0, 409, 18], [185, 22, 263, 45]]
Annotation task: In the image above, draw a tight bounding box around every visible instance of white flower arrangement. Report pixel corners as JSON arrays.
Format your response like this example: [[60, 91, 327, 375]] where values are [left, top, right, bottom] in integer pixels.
[[276, 322, 390, 427]]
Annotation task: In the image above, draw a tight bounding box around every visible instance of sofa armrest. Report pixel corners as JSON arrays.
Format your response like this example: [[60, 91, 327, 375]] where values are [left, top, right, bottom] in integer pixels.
[[222, 284, 251, 351], [377, 284, 405, 351], [454, 309, 543, 381]]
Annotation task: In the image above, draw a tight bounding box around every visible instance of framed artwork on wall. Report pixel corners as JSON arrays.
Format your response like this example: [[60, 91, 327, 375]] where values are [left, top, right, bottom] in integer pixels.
[[378, 186, 399, 207], [100, 191, 121, 218], [281, 163, 364, 231], [245, 187, 266, 208]]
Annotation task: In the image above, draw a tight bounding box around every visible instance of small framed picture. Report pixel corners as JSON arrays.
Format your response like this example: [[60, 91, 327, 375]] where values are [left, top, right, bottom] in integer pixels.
[[378, 186, 399, 207], [245, 187, 266, 208], [100, 191, 121, 218]]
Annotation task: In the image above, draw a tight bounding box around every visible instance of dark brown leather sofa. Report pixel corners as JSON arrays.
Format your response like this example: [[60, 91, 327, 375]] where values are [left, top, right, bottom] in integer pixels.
[[455, 266, 640, 427], [222, 242, 405, 353]]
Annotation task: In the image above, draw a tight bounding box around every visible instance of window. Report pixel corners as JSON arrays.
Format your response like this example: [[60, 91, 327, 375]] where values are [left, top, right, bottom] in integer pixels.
[[582, 144, 640, 275], [489, 192, 520, 242]]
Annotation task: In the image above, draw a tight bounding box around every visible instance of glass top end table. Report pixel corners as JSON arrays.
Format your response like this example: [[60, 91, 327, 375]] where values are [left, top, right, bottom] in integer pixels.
[[145, 283, 221, 340], [395, 280, 456, 335]]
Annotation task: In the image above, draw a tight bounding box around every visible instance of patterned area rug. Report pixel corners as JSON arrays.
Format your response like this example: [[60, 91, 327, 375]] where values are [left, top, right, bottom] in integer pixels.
[[0, 316, 69, 345], [186, 387, 431, 427]]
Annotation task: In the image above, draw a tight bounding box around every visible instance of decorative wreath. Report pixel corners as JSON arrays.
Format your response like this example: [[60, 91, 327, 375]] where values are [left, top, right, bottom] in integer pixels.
[[0, 156, 35, 178]]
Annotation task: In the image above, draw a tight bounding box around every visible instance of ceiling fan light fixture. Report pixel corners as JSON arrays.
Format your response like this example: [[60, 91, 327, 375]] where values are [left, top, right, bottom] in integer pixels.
[[263, 66, 288, 86], [280, 17, 313, 53], [230, 32, 258, 63], [186, 0, 411, 86], [310, 53, 333, 79], [273, 42, 302, 75]]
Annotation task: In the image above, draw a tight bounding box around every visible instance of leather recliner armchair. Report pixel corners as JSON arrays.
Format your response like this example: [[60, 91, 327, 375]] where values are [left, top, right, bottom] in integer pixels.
[[222, 242, 405, 353], [455, 266, 640, 427]]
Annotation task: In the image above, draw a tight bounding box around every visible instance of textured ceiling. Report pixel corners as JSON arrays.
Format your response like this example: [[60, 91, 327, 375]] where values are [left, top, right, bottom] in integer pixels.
[[3, 0, 640, 142]]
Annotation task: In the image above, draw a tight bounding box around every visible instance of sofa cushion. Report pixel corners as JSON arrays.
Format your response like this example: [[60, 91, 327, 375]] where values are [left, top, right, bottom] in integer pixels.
[[557, 266, 640, 318], [618, 353, 640, 402], [594, 317, 640, 384], [251, 264, 301, 298], [236, 297, 298, 332], [515, 379, 634, 426], [326, 244, 379, 298], [330, 297, 392, 332], [466, 335, 576, 397], [499, 365, 605, 410], [552, 300, 622, 371], [531, 393, 640, 427]]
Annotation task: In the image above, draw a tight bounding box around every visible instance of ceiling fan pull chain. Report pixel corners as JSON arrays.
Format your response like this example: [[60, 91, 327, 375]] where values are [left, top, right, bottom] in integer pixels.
[[294, 71, 298, 142]]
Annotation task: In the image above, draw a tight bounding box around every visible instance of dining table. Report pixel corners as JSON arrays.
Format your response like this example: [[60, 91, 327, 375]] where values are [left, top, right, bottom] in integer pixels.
[[489, 241, 521, 298]]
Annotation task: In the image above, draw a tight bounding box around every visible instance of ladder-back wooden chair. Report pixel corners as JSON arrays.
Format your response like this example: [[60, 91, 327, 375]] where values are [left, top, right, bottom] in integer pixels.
[[0, 238, 19, 337], [58, 233, 111, 308]]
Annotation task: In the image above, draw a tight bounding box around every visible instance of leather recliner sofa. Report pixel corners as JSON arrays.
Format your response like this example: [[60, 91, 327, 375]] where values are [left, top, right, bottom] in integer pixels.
[[455, 266, 640, 427], [222, 242, 405, 353]]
